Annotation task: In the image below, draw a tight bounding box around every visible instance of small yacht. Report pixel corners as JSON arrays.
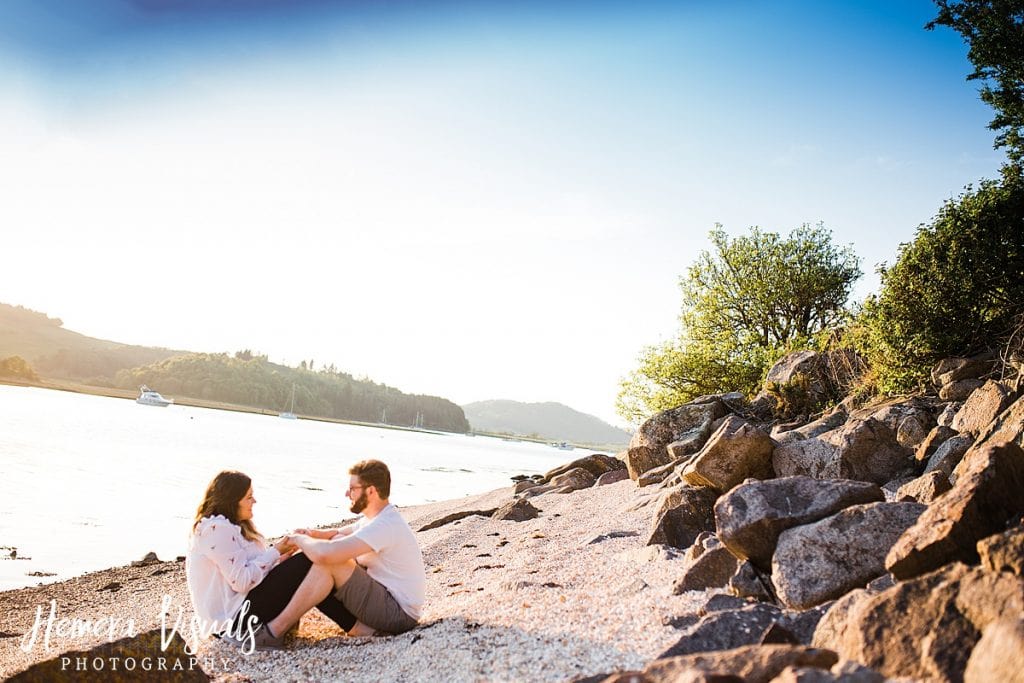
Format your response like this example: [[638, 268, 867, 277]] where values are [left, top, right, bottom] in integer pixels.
[[550, 441, 575, 451], [136, 385, 173, 407]]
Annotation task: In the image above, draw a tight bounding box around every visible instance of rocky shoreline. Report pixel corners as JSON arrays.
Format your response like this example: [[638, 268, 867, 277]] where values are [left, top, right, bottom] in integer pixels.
[[2, 351, 1023, 682]]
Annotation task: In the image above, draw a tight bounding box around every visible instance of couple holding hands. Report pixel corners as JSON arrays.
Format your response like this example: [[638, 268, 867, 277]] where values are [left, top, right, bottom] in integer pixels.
[[185, 459, 425, 652]]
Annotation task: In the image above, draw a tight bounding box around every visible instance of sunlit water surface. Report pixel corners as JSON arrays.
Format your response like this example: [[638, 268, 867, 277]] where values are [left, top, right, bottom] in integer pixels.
[[0, 385, 579, 591]]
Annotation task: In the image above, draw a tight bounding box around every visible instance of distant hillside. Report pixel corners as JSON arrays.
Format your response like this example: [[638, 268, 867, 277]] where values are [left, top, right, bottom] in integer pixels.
[[0, 302, 470, 432], [462, 400, 632, 447], [0, 303, 181, 384]]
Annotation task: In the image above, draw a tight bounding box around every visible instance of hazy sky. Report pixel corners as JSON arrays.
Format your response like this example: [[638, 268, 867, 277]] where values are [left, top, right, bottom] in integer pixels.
[[0, 0, 1007, 427]]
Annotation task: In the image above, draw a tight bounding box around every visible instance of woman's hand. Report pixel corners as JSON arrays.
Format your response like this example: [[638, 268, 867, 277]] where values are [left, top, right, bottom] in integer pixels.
[[273, 537, 297, 557]]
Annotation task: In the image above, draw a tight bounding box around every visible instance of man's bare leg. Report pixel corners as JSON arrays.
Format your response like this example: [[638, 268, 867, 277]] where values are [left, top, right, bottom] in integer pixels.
[[266, 559, 358, 638]]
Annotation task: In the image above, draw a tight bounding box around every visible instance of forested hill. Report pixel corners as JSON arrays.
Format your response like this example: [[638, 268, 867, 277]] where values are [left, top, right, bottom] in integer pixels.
[[118, 353, 470, 432], [0, 303, 181, 382], [462, 400, 632, 447], [0, 302, 470, 433]]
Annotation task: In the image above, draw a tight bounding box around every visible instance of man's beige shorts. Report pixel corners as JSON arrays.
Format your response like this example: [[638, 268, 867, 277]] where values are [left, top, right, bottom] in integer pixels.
[[334, 563, 418, 635]]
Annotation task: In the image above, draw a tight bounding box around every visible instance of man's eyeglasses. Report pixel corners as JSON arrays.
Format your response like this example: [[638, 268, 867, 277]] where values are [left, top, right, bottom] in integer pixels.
[[346, 485, 366, 495]]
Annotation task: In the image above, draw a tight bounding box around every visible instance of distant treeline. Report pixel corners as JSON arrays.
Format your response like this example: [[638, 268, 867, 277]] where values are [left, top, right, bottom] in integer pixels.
[[116, 351, 470, 433]]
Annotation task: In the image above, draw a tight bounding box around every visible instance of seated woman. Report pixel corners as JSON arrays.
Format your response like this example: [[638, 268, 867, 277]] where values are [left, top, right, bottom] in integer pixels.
[[185, 470, 358, 650]]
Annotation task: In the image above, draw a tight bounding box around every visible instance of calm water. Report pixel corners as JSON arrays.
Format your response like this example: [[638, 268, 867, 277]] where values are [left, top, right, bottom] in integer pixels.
[[0, 385, 577, 591]]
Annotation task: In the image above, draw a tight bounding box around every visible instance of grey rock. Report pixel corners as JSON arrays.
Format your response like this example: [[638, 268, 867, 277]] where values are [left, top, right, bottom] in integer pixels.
[[625, 445, 670, 482], [492, 498, 540, 522], [924, 434, 974, 480], [514, 479, 542, 494], [973, 393, 1024, 450], [596, 469, 630, 486], [730, 560, 775, 602], [895, 470, 951, 503], [932, 355, 994, 387], [913, 425, 957, 465], [772, 410, 848, 445], [647, 645, 838, 683], [776, 603, 833, 646], [628, 401, 730, 479], [549, 467, 597, 491], [774, 418, 913, 485], [824, 418, 914, 484], [647, 485, 718, 549], [682, 417, 775, 493], [637, 458, 686, 488], [964, 618, 1024, 683], [936, 402, 961, 427], [886, 442, 1024, 580], [940, 378, 986, 401], [951, 380, 1015, 435], [714, 476, 883, 570], [659, 603, 783, 657], [673, 533, 740, 593], [542, 453, 624, 484], [700, 593, 752, 614], [773, 502, 926, 610], [977, 526, 1024, 576]]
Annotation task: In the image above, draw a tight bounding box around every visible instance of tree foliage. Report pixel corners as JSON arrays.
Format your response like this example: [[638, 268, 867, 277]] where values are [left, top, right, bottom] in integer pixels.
[[0, 355, 39, 381], [618, 224, 861, 423], [855, 164, 1024, 392], [929, 0, 1024, 162]]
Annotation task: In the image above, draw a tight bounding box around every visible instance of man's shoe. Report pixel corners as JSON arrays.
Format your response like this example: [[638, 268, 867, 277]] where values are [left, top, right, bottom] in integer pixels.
[[253, 625, 286, 651]]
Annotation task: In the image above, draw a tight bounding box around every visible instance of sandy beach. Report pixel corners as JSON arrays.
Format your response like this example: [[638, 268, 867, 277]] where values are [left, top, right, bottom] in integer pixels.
[[1, 478, 702, 682]]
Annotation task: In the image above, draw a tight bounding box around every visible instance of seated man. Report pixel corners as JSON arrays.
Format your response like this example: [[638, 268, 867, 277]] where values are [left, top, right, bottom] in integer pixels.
[[254, 459, 426, 649]]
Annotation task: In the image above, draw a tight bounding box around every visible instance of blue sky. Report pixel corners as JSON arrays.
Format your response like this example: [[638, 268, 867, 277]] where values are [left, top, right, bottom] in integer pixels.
[[0, 1, 1006, 426]]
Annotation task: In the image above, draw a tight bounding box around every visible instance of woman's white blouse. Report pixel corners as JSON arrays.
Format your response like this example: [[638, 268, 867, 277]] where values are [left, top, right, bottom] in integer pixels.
[[185, 515, 280, 626]]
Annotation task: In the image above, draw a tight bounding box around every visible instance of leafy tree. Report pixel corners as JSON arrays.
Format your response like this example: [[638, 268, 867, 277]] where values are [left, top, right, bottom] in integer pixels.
[[929, 0, 1024, 162], [618, 224, 861, 423], [855, 164, 1024, 392], [0, 355, 39, 381]]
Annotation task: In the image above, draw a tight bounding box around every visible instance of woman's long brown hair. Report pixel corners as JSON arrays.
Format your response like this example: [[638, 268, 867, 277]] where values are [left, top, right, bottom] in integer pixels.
[[192, 470, 264, 543]]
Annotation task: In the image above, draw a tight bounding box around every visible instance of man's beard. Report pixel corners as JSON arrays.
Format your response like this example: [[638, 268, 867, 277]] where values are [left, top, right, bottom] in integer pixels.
[[350, 490, 369, 514]]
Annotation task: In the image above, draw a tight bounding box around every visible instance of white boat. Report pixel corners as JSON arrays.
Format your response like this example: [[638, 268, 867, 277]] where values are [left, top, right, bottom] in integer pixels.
[[280, 384, 297, 419], [136, 385, 173, 407], [550, 441, 575, 451]]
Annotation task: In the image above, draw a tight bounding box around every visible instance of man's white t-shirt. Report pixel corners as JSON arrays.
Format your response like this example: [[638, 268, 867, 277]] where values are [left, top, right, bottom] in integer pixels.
[[350, 504, 426, 620]]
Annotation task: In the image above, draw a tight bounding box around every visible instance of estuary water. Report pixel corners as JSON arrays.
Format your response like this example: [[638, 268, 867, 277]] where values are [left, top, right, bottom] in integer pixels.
[[0, 385, 577, 591]]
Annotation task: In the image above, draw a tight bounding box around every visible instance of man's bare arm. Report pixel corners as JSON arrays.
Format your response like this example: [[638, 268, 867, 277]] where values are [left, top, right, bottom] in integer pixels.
[[287, 533, 372, 564]]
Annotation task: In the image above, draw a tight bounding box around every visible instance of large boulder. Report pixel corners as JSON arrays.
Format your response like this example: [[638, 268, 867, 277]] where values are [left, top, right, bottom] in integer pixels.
[[932, 355, 995, 388], [647, 485, 718, 549], [660, 603, 783, 657], [964, 618, 1024, 683], [941, 378, 986, 401], [924, 434, 974, 479], [673, 532, 740, 594], [814, 563, 973, 681], [772, 410, 848, 445], [951, 380, 1016, 435], [973, 393, 1024, 450], [913, 425, 957, 465], [886, 442, 1024, 580], [895, 470, 951, 503], [492, 498, 540, 522], [682, 417, 776, 493], [541, 453, 624, 484], [977, 526, 1024, 576], [627, 400, 731, 480], [772, 502, 926, 610], [647, 645, 838, 683], [773, 418, 913, 485], [714, 476, 883, 570], [814, 563, 1024, 683], [548, 467, 596, 492]]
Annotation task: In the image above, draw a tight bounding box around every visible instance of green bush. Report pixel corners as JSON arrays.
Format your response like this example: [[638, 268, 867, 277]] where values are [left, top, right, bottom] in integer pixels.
[[857, 165, 1024, 392]]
